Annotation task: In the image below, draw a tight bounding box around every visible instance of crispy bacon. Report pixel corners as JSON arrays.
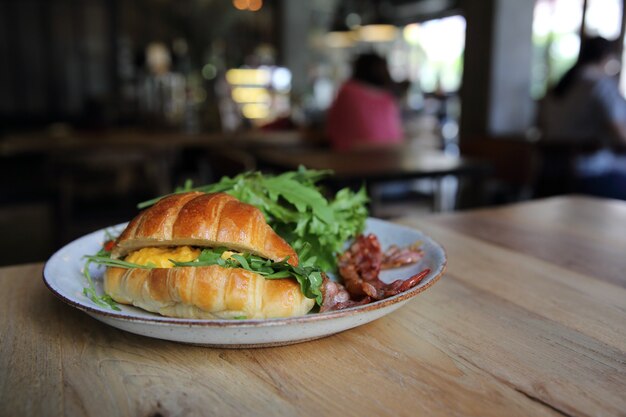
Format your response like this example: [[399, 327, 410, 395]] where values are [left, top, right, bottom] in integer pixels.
[[321, 234, 430, 311], [319, 275, 372, 312], [381, 244, 424, 269], [378, 269, 430, 298], [337, 234, 382, 299]]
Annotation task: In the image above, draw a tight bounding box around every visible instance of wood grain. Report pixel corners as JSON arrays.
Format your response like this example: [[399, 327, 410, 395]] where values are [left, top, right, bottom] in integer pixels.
[[2, 196, 626, 417], [425, 196, 626, 287]]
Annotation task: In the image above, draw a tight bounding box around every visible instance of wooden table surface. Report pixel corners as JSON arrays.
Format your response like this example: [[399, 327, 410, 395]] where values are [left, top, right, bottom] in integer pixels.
[[1, 196, 625, 417], [257, 146, 489, 182]]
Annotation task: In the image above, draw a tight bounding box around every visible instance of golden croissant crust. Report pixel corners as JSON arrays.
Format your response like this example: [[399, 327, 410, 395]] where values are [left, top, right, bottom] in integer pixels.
[[104, 265, 315, 319], [111, 192, 298, 266]]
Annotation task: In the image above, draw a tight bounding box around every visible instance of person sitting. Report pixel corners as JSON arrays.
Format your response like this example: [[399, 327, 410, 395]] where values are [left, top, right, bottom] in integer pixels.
[[539, 36, 626, 199], [326, 53, 404, 151]]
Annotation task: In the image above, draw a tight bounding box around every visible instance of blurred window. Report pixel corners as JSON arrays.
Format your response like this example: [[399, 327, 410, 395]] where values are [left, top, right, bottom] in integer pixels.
[[400, 16, 466, 93], [532, 0, 624, 99], [531, 0, 583, 98], [584, 0, 621, 39]]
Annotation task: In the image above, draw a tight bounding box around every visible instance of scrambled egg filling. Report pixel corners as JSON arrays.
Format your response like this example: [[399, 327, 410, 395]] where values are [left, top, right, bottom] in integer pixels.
[[220, 250, 238, 260], [125, 246, 201, 268]]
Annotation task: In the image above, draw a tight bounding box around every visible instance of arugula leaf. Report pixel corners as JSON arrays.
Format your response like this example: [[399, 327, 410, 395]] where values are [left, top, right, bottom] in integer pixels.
[[263, 175, 334, 224], [84, 255, 154, 270], [82, 248, 122, 311], [171, 247, 324, 305]]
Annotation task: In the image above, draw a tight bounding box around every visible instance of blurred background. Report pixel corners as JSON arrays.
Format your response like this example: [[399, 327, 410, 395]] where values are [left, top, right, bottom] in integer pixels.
[[1, 0, 625, 265]]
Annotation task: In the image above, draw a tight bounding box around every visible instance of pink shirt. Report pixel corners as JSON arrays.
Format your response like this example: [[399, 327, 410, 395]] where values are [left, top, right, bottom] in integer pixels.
[[326, 80, 404, 151]]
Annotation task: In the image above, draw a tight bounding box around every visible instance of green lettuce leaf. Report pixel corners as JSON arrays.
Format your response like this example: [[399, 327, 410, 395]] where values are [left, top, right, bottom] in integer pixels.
[[172, 247, 324, 305]]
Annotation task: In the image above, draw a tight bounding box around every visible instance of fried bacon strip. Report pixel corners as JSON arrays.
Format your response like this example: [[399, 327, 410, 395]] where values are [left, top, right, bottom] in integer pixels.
[[338, 234, 383, 299], [321, 234, 430, 311], [381, 243, 424, 269], [319, 274, 372, 313]]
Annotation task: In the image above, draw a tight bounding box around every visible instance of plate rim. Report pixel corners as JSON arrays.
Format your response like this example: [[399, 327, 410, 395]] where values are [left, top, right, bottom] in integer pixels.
[[42, 218, 446, 328]]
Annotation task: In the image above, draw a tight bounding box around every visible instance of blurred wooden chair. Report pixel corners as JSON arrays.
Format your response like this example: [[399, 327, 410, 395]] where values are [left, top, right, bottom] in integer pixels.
[[533, 139, 604, 197], [460, 136, 538, 205], [49, 147, 174, 244]]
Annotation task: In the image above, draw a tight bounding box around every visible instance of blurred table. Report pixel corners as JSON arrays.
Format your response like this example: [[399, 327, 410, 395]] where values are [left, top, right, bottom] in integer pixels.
[[257, 146, 490, 211], [2, 196, 625, 416], [0, 128, 319, 157], [0, 130, 207, 155]]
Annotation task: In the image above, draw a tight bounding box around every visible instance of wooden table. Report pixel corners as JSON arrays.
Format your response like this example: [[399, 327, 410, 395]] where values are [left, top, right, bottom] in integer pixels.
[[257, 146, 487, 182], [1, 196, 625, 416], [0, 128, 318, 157], [256, 146, 490, 212]]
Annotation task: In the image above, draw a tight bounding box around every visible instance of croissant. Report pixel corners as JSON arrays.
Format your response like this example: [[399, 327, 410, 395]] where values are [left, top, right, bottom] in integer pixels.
[[104, 192, 315, 319], [112, 192, 298, 266], [104, 265, 314, 319]]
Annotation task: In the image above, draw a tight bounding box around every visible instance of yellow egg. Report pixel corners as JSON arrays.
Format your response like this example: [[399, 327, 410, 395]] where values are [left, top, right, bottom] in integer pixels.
[[221, 251, 236, 260], [125, 246, 200, 268]]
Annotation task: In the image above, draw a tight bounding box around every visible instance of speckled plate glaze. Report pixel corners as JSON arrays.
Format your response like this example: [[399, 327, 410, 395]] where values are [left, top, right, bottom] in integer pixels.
[[43, 218, 446, 348]]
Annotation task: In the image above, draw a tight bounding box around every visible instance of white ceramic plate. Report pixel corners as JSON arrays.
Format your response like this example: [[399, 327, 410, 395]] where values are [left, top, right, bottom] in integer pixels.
[[43, 218, 446, 348]]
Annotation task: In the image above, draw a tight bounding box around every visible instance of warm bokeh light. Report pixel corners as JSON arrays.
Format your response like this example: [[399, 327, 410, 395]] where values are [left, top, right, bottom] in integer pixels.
[[232, 0, 248, 11], [241, 103, 270, 119], [145, 42, 171, 75], [225, 66, 290, 120], [325, 31, 356, 48], [402, 23, 420, 45], [248, 0, 263, 12], [358, 24, 398, 43], [232, 0, 262, 12], [231, 87, 271, 103], [226, 68, 271, 86]]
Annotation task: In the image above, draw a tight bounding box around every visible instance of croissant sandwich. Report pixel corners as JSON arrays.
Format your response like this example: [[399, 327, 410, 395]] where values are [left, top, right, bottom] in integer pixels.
[[103, 191, 316, 319]]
